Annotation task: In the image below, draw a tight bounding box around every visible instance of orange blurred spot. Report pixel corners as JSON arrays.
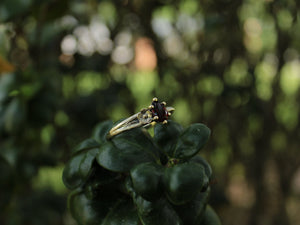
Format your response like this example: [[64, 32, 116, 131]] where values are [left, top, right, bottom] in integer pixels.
[[0, 55, 15, 74], [134, 37, 157, 71]]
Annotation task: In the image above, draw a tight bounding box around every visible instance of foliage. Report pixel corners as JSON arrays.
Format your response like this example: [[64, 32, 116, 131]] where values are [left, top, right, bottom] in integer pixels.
[[62, 120, 220, 225], [1, 0, 300, 225]]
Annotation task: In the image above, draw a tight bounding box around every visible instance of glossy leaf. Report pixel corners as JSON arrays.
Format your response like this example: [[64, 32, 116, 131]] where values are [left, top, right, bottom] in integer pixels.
[[164, 162, 207, 205], [173, 123, 211, 159], [154, 120, 183, 156], [96, 141, 156, 173], [130, 162, 163, 201], [174, 188, 211, 225], [73, 138, 100, 154], [190, 155, 213, 179], [112, 127, 160, 160], [62, 148, 99, 189], [68, 190, 114, 225], [134, 195, 182, 225], [199, 205, 222, 225], [93, 120, 113, 143]]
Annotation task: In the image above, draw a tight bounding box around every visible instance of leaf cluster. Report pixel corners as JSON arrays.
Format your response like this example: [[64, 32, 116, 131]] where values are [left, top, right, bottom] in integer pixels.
[[63, 120, 221, 225]]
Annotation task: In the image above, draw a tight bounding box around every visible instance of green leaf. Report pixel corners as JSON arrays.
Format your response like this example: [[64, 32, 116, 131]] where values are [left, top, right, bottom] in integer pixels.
[[130, 162, 163, 201], [112, 127, 161, 160], [134, 196, 182, 225], [68, 190, 114, 225], [190, 155, 213, 179], [174, 188, 211, 225], [93, 120, 113, 143], [62, 148, 99, 189], [173, 123, 211, 159], [96, 140, 156, 173], [73, 138, 100, 154], [163, 162, 207, 205], [154, 120, 183, 156], [101, 200, 140, 225], [199, 205, 222, 225]]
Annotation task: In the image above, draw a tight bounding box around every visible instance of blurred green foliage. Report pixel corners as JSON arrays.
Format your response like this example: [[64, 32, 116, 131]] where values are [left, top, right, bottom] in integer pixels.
[[1, 0, 300, 225]]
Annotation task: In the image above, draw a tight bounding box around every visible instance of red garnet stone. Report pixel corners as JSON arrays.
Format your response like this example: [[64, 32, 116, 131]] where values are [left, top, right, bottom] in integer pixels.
[[151, 100, 169, 122]]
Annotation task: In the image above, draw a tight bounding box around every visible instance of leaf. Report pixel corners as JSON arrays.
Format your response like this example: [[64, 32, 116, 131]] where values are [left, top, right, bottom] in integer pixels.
[[190, 155, 213, 179], [96, 141, 156, 173], [101, 200, 140, 225], [198, 205, 222, 225], [174, 188, 211, 225], [173, 123, 211, 159], [73, 138, 100, 154], [163, 162, 207, 205], [112, 127, 161, 160], [68, 190, 114, 225], [62, 148, 99, 189], [154, 120, 183, 156], [130, 162, 163, 201], [93, 120, 113, 143], [134, 196, 182, 225]]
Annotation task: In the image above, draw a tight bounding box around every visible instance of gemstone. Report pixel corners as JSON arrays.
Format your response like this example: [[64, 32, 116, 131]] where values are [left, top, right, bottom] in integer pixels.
[[151, 100, 168, 122]]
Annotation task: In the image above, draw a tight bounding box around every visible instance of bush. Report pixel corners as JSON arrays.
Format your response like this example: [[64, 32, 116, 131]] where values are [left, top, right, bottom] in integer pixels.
[[62, 120, 221, 225]]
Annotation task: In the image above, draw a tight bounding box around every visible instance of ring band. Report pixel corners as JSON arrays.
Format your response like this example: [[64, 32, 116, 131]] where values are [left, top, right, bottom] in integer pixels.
[[107, 98, 175, 139]]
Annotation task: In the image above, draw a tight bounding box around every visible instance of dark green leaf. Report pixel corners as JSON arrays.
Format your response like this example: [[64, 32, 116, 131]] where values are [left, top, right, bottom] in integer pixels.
[[163, 162, 207, 205], [130, 162, 163, 201], [199, 205, 222, 225], [101, 200, 140, 225], [190, 155, 213, 179], [134, 196, 182, 225], [154, 120, 183, 156], [93, 120, 113, 143], [62, 148, 99, 189], [112, 127, 160, 160], [173, 123, 211, 159], [73, 138, 100, 154], [96, 141, 156, 173], [68, 190, 114, 225], [174, 188, 211, 225]]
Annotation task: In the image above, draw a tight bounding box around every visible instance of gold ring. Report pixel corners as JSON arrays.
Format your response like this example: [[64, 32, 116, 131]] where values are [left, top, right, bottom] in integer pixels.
[[107, 97, 175, 139]]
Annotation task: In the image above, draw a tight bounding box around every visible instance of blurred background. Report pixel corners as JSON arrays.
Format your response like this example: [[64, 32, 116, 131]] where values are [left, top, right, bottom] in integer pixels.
[[1, 0, 300, 225]]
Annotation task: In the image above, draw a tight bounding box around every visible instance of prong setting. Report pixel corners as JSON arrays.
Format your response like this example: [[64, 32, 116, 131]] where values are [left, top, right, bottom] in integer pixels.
[[107, 97, 175, 138]]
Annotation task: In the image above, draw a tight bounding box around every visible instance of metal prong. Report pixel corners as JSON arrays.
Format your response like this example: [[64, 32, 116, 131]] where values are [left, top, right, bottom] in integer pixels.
[[152, 97, 158, 102], [163, 120, 168, 124], [166, 106, 175, 113], [161, 101, 166, 106], [148, 105, 154, 109], [168, 112, 171, 116], [153, 116, 159, 120]]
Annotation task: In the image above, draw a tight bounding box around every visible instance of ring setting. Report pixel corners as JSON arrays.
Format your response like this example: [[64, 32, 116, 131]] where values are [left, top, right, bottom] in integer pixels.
[[107, 98, 175, 139]]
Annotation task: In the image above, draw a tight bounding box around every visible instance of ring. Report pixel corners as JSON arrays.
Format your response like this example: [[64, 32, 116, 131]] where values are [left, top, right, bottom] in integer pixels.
[[107, 97, 175, 139]]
